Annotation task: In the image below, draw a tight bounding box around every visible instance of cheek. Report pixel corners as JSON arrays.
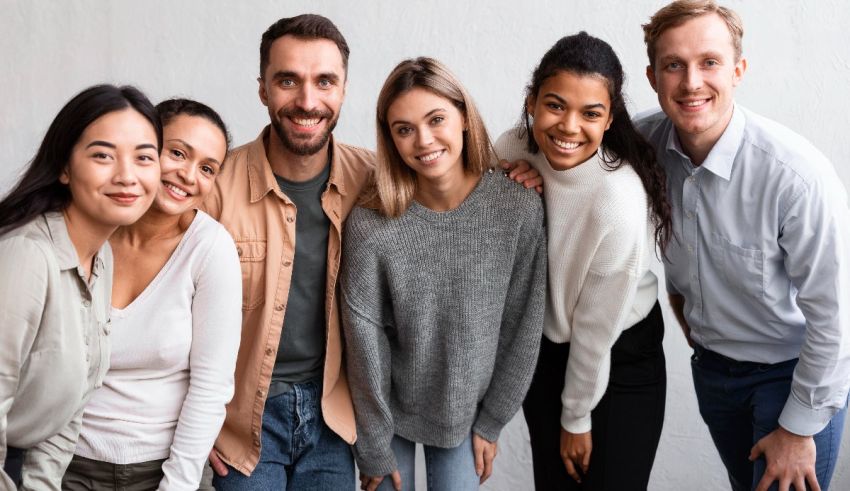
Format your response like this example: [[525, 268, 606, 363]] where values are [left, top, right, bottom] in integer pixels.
[[139, 166, 162, 193]]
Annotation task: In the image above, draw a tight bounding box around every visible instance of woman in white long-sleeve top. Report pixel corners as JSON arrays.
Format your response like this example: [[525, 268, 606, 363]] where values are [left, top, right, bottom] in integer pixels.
[[0, 84, 162, 490], [63, 99, 242, 491]]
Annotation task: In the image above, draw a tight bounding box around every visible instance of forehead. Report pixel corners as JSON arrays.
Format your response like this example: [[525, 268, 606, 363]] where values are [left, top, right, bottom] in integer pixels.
[[654, 13, 736, 61], [387, 88, 459, 120], [80, 108, 156, 143], [539, 71, 610, 101], [265, 35, 345, 79]]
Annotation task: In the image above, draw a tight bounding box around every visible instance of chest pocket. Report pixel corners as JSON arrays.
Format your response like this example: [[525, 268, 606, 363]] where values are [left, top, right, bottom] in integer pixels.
[[710, 233, 764, 298], [235, 240, 266, 310]]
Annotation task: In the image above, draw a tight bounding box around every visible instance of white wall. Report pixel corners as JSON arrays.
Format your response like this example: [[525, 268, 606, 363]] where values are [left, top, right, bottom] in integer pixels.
[[2, 1, 848, 489]]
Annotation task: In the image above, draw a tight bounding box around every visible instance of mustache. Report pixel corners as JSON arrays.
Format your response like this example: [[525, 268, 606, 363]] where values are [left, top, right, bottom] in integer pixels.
[[280, 108, 333, 120]]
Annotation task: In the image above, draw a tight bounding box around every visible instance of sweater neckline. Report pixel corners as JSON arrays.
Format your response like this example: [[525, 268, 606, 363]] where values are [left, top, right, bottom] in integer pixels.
[[407, 169, 493, 222], [110, 212, 205, 318], [543, 149, 614, 187]]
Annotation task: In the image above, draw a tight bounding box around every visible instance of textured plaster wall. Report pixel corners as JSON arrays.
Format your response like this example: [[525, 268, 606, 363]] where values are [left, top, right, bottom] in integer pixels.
[[1, 1, 848, 489]]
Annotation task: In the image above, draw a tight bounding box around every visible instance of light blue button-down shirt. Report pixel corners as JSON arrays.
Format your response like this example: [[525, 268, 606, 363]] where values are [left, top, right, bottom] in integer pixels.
[[636, 105, 850, 435]]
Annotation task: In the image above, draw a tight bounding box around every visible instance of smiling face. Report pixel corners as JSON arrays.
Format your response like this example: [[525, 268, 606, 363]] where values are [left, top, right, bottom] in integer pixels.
[[647, 13, 746, 151], [61, 108, 160, 231], [259, 35, 346, 157], [386, 87, 466, 185], [527, 70, 612, 171], [153, 114, 227, 216]]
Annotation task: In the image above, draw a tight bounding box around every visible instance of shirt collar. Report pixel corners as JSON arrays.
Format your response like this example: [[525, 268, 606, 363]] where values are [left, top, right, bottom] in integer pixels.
[[664, 104, 745, 181], [44, 211, 106, 280], [247, 126, 346, 203]]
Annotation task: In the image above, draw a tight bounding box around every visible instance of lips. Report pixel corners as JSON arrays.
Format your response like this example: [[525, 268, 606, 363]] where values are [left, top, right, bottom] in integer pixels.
[[676, 97, 711, 111], [162, 181, 191, 200], [106, 193, 140, 204], [417, 149, 445, 163], [281, 109, 332, 132], [549, 135, 584, 153]]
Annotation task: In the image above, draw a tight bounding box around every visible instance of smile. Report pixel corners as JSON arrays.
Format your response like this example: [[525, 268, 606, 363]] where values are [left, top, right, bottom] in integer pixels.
[[552, 137, 582, 150], [290, 117, 321, 127], [677, 98, 711, 108], [106, 193, 140, 204], [163, 182, 190, 199], [417, 150, 445, 162]]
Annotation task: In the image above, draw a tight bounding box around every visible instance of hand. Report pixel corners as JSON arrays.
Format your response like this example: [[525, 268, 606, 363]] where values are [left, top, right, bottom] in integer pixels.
[[668, 294, 694, 348], [750, 427, 820, 491], [500, 159, 543, 194], [359, 470, 402, 491], [208, 447, 228, 477], [472, 433, 498, 484], [560, 428, 592, 483]]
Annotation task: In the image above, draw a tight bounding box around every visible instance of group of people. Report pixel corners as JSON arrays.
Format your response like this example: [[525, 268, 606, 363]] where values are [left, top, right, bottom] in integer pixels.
[[1, 1, 848, 491]]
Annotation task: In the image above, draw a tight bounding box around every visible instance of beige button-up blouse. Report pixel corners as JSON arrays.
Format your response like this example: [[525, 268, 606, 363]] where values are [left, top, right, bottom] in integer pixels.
[[0, 212, 112, 490]]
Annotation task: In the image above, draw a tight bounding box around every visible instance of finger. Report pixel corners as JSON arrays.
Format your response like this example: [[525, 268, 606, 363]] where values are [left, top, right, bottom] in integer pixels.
[[524, 175, 543, 189], [481, 449, 494, 484], [581, 448, 591, 473], [754, 473, 771, 491], [748, 441, 763, 461], [500, 159, 514, 170], [366, 477, 384, 491], [474, 441, 484, 477], [778, 475, 791, 491], [805, 469, 822, 491], [391, 470, 402, 491], [535, 184, 543, 195], [564, 458, 581, 483], [209, 449, 228, 477]]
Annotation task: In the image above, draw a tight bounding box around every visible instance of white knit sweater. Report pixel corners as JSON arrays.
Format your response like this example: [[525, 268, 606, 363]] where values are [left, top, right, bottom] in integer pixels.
[[495, 129, 658, 433], [74, 211, 242, 490]]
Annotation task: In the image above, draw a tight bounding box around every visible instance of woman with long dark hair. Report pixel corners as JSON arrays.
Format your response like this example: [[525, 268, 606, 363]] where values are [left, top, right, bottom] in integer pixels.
[[0, 84, 161, 489], [495, 32, 672, 490], [61, 99, 242, 491]]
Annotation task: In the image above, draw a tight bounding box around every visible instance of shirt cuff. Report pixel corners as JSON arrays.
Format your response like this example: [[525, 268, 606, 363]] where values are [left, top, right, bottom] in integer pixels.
[[560, 409, 592, 434], [353, 444, 398, 478], [778, 393, 839, 437]]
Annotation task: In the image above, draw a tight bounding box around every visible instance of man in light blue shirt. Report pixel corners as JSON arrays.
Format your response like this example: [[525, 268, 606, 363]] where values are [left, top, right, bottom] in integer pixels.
[[636, 1, 850, 490]]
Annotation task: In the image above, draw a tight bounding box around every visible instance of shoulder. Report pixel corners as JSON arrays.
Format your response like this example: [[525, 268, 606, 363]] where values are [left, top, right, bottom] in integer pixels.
[[593, 161, 649, 233], [633, 107, 672, 143], [334, 141, 377, 171], [345, 205, 392, 243], [182, 212, 240, 275], [0, 218, 54, 266], [493, 128, 549, 172], [486, 170, 545, 223]]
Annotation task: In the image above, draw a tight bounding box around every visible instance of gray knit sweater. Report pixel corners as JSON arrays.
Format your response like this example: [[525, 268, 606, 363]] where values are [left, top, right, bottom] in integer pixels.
[[340, 170, 547, 476]]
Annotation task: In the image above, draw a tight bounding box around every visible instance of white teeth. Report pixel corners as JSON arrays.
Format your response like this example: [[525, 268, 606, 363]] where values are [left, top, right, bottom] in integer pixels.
[[292, 117, 320, 126], [164, 182, 188, 197], [553, 138, 580, 150], [683, 100, 708, 107], [418, 150, 444, 162]]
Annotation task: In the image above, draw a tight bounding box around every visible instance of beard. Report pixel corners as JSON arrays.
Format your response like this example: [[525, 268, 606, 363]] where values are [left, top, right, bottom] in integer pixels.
[[270, 107, 338, 156]]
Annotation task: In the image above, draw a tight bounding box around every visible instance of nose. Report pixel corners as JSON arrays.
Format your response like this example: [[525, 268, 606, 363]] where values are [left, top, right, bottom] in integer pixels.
[[415, 127, 434, 148], [557, 112, 580, 134], [113, 156, 139, 186], [296, 84, 318, 111], [176, 161, 197, 185], [682, 64, 703, 92]]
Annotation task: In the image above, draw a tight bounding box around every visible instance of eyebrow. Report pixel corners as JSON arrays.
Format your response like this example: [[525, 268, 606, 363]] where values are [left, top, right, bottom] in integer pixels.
[[390, 108, 447, 127], [85, 140, 157, 151], [543, 93, 607, 110], [271, 70, 341, 83]]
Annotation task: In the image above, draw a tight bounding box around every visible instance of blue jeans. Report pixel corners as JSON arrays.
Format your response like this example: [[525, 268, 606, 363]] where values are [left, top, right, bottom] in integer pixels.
[[213, 379, 354, 490], [377, 434, 479, 491], [691, 345, 847, 491]]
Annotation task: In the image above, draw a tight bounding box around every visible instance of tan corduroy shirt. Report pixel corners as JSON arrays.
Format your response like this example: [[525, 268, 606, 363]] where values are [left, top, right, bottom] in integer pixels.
[[0, 212, 112, 490], [203, 128, 374, 475]]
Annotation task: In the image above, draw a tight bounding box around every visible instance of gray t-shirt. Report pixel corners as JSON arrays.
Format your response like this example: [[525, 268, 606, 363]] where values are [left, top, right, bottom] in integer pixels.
[[269, 162, 331, 397]]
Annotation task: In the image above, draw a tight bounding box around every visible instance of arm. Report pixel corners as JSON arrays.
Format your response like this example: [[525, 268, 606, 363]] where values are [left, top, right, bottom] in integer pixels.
[[750, 174, 850, 491], [21, 409, 83, 490], [157, 225, 242, 490], [473, 202, 547, 442], [668, 293, 693, 348], [339, 217, 398, 479], [0, 239, 48, 487]]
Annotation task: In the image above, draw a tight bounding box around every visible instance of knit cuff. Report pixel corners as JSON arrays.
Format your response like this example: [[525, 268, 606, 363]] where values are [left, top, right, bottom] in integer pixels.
[[560, 408, 592, 434], [354, 444, 398, 478], [472, 407, 506, 442]]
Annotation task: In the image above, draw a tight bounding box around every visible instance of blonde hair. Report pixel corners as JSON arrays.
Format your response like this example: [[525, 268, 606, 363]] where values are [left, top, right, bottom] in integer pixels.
[[369, 57, 495, 217], [643, 0, 744, 67]]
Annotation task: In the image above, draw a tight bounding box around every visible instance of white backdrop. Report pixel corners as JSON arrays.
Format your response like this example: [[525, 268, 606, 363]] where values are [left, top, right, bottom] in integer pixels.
[[2, 1, 848, 489]]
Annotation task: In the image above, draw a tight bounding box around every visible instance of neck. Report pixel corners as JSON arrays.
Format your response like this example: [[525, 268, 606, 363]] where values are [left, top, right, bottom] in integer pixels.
[[112, 206, 186, 246], [266, 128, 330, 182], [62, 207, 116, 280], [415, 168, 481, 212], [676, 105, 735, 166]]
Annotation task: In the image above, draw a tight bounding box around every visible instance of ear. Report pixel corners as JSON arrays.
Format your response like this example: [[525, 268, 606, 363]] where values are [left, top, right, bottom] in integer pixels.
[[525, 95, 536, 118], [732, 57, 747, 87], [646, 65, 658, 93], [605, 113, 614, 131], [258, 77, 269, 107], [59, 166, 70, 185]]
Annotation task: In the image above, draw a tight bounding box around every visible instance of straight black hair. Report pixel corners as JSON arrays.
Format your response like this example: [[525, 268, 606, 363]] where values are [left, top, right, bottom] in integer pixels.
[[0, 84, 161, 235], [156, 98, 231, 150]]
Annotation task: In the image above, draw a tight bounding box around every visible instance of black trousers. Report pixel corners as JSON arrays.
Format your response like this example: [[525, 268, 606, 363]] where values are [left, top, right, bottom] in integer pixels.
[[523, 301, 667, 491], [3, 446, 24, 487]]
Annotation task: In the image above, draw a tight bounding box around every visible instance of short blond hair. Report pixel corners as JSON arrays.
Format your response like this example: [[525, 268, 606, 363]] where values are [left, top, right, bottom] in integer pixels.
[[643, 0, 744, 67], [370, 57, 495, 217]]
